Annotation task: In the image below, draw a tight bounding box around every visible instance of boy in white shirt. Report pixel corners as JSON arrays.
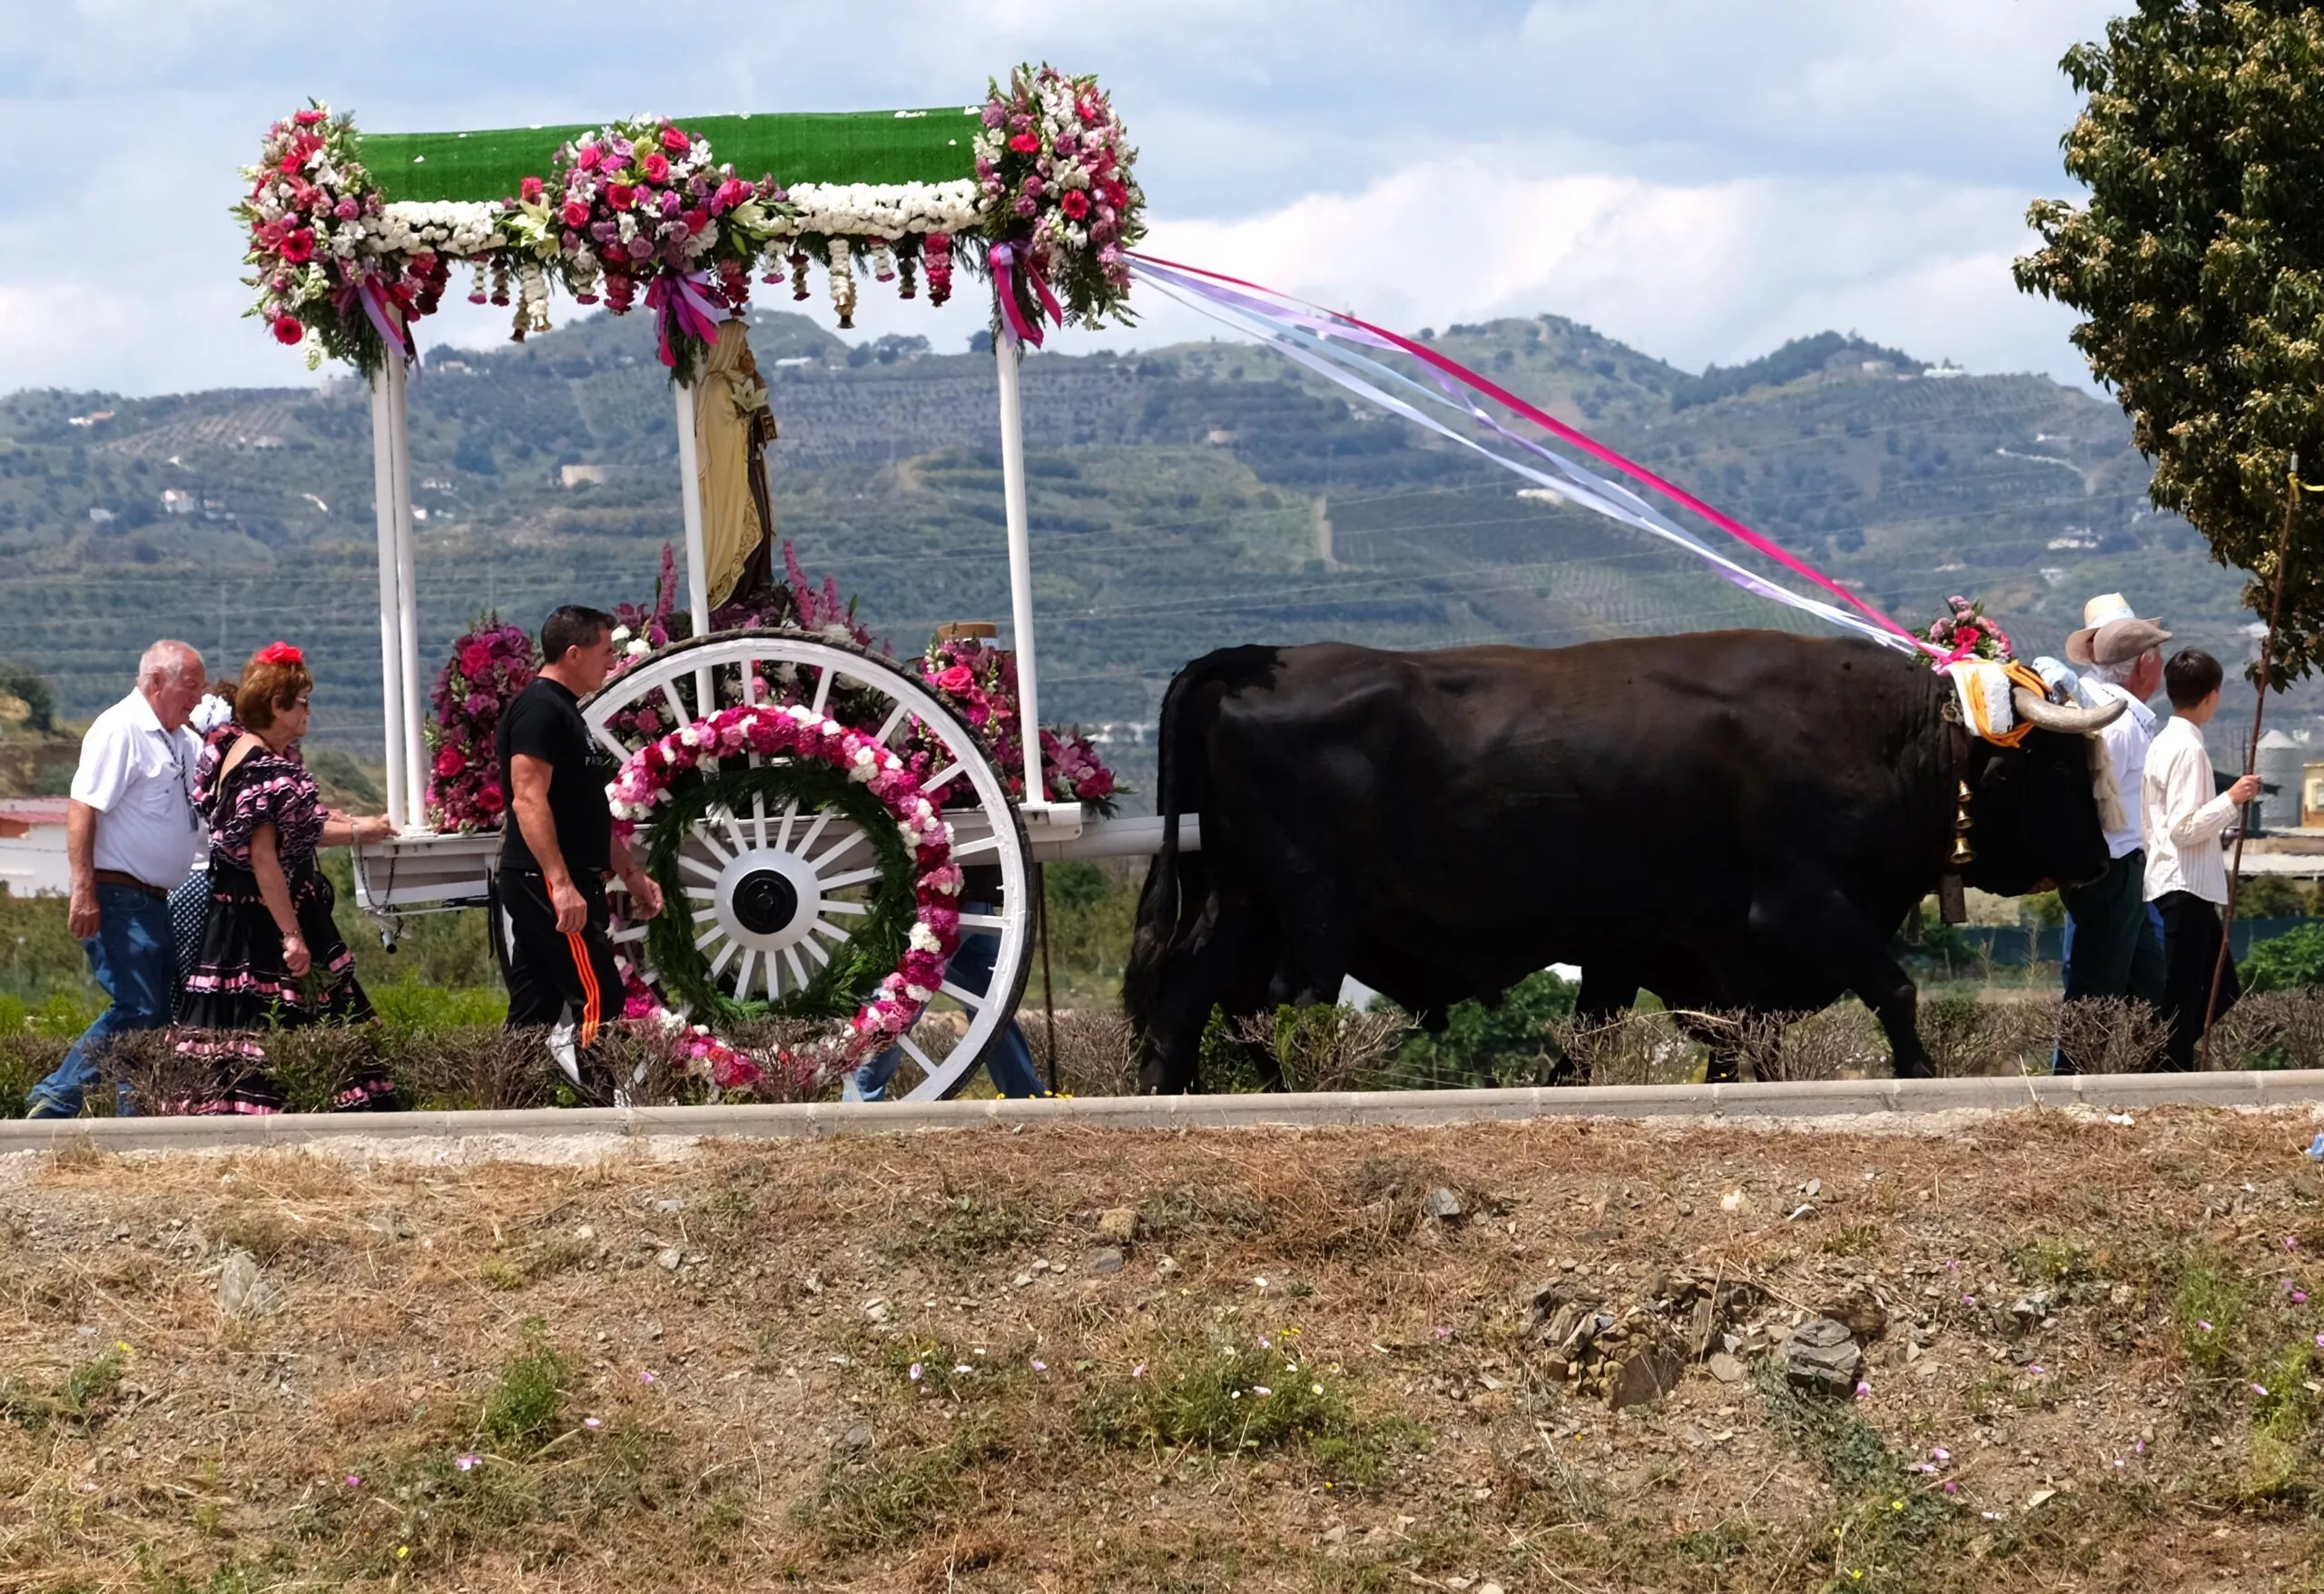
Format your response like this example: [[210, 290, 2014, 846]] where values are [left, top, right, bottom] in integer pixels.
[[2143, 648, 2262, 1070]]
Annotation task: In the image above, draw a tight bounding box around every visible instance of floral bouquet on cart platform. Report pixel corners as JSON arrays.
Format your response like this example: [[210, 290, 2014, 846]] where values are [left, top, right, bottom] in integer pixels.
[[920, 634, 1120, 813], [425, 615, 537, 831], [506, 116, 790, 382]]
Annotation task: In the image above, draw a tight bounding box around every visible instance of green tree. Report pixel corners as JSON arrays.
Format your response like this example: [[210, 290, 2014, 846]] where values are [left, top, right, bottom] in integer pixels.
[[2014, 3, 2324, 679]]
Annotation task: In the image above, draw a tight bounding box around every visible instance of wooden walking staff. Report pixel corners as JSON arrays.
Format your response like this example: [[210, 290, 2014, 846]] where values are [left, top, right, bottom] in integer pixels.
[[2200, 452, 2309, 1068]]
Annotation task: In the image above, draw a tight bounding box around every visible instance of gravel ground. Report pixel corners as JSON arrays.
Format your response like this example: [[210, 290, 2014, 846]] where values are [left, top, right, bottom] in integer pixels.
[[4, 1105, 2323, 1591]]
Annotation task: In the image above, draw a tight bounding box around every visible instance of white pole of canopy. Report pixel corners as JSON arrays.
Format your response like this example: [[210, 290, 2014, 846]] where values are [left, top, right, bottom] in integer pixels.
[[367, 369, 409, 831], [993, 337, 1049, 806], [673, 379, 715, 715], [386, 357, 428, 828]]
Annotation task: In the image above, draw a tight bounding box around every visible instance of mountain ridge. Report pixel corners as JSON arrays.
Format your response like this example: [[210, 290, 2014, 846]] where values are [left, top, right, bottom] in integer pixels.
[[0, 308, 2282, 792]]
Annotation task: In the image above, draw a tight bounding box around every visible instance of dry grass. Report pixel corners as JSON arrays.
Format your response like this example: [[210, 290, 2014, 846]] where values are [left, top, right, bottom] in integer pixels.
[[4, 1107, 2324, 1589]]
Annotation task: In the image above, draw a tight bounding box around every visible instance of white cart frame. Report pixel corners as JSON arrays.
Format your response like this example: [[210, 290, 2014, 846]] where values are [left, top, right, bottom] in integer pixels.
[[349, 309, 1198, 1096]]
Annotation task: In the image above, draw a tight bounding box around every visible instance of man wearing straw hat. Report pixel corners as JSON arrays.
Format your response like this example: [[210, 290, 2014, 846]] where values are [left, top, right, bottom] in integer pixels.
[[2054, 592, 2171, 1068]]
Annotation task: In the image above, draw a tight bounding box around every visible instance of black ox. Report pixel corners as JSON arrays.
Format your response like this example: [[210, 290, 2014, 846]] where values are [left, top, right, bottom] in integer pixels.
[[1123, 631, 2123, 1091]]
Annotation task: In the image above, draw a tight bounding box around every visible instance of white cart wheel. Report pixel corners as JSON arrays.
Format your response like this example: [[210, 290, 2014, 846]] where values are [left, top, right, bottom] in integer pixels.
[[580, 628, 1034, 1102]]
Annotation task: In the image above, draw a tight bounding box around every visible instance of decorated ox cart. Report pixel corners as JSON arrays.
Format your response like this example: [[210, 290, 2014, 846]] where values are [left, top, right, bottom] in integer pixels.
[[238, 74, 2053, 1103], [241, 73, 1178, 1099]]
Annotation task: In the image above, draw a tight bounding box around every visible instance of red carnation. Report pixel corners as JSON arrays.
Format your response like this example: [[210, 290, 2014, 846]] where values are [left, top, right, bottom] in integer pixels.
[[642, 152, 669, 182], [1060, 189, 1090, 220], [1007, 132, 1040, 154], [1955, 623, 1981, 646], [293, 108, 326, 126], [659, 126, 691, 154], [519, 176, 544, 203], [477, 782, 505, 814], [272, 314, 304, 346], [683, 208, 708, 235], [606, 183, 635, 211], [279, 228, 315, 264], [560, 199, 590, 227]]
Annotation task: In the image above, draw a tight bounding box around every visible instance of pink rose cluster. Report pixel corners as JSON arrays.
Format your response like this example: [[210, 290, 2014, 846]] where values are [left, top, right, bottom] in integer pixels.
[[520, 116, 783, 322], [972, 65, 1145, 327], [237, 103, 448, 364], [1923, 595, 2014, 664], [425, 615, 537, 832], [919, 637, 1119, 812], [607, 702, 963, 1085]]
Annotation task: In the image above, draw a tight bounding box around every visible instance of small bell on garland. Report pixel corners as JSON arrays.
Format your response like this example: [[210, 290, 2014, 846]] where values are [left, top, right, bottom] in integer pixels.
[[467, 260, 489, 306], [789, 249, 811, 302], [828, 238, 857, 329]]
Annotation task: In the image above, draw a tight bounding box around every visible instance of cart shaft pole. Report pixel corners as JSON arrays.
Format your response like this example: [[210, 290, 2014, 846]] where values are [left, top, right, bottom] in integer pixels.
[[993, 338, 1049, 804], [387, 359, 428, 828], [367, 368, 409, 831], [673, 379, 716, 713]]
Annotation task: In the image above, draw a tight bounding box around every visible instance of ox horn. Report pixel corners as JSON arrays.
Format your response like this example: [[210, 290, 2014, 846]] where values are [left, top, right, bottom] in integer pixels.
[[2010, 686, 2126, 735]]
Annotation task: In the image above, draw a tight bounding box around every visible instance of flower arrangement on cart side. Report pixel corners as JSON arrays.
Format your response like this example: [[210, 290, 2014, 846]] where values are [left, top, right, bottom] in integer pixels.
[[919, 634, 1119, 813], [423, 615, 537, 832]]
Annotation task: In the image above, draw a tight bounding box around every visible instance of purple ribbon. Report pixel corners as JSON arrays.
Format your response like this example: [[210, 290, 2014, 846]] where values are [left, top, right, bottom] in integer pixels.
[[645, 270, 727, 369], [335, 276, 409, 360], [988, 241, 1063, 349]]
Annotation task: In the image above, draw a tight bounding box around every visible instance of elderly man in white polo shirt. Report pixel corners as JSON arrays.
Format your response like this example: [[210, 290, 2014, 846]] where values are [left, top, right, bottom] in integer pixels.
[[25, 640, 208, 1118]]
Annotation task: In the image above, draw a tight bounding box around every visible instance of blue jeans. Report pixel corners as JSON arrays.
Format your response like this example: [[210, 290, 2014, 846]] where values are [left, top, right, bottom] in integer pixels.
[[29, 883, 172, 1117], [846, 906, 1044, 1101]]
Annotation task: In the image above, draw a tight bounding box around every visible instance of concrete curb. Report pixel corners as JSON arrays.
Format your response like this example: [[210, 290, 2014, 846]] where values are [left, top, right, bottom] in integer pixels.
[[8, 1070, 2324, 1153]]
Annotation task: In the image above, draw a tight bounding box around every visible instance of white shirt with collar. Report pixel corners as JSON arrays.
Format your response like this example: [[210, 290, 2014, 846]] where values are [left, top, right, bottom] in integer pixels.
[[2078, 675, 2158, 861], [2142, 713, 2237, 906], [70, 688, 204, 890]]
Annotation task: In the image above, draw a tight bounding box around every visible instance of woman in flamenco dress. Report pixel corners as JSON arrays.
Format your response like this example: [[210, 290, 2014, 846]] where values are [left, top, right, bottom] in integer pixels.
[[173, 643, 398, 1113]]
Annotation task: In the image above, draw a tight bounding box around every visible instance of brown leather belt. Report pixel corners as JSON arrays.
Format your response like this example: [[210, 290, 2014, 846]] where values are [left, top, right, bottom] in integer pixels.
[[94, 869, 170, 899]]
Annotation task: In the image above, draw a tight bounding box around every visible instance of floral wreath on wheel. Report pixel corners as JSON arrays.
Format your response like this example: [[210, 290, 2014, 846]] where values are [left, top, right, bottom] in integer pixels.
[[606, 701, 963, 1092]]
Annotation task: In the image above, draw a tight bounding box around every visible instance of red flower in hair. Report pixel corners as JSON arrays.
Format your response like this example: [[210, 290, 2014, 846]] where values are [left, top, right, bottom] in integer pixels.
[[257, 641, 304, 666]]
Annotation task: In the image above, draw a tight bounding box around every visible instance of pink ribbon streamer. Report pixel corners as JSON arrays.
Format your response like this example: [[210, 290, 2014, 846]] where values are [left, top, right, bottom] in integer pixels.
[[1128, 251, 1941, 663], [645, 270, 727, 369], [336, 276, 409, 361], [988, 241, 1063, 349]]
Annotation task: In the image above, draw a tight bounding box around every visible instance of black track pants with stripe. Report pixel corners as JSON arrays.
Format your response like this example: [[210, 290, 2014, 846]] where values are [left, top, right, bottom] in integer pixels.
[[501, 868, 625, 1098]]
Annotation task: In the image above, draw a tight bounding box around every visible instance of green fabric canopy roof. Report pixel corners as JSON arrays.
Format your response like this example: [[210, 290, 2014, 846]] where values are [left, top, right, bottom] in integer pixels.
[[357, 108, 983, 203]]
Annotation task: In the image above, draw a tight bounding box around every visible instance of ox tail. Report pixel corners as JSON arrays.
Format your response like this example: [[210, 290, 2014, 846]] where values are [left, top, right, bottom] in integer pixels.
[[1122, 645, 1276, 1036]]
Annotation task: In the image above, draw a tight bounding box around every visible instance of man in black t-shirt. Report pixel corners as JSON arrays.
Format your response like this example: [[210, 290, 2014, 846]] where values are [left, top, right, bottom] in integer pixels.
[[497, 605, 663, 1100]]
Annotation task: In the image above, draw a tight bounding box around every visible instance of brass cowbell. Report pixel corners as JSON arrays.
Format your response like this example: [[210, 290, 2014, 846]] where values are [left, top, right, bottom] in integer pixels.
[[1949, 779, 1976, 867]]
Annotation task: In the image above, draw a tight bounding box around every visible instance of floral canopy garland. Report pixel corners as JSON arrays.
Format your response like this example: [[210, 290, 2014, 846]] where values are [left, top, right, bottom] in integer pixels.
[[240, 68, 1144, 379]]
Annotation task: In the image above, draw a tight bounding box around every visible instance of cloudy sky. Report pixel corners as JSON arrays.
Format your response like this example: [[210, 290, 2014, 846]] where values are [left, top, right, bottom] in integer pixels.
[[0, 0, 2122, 397]]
